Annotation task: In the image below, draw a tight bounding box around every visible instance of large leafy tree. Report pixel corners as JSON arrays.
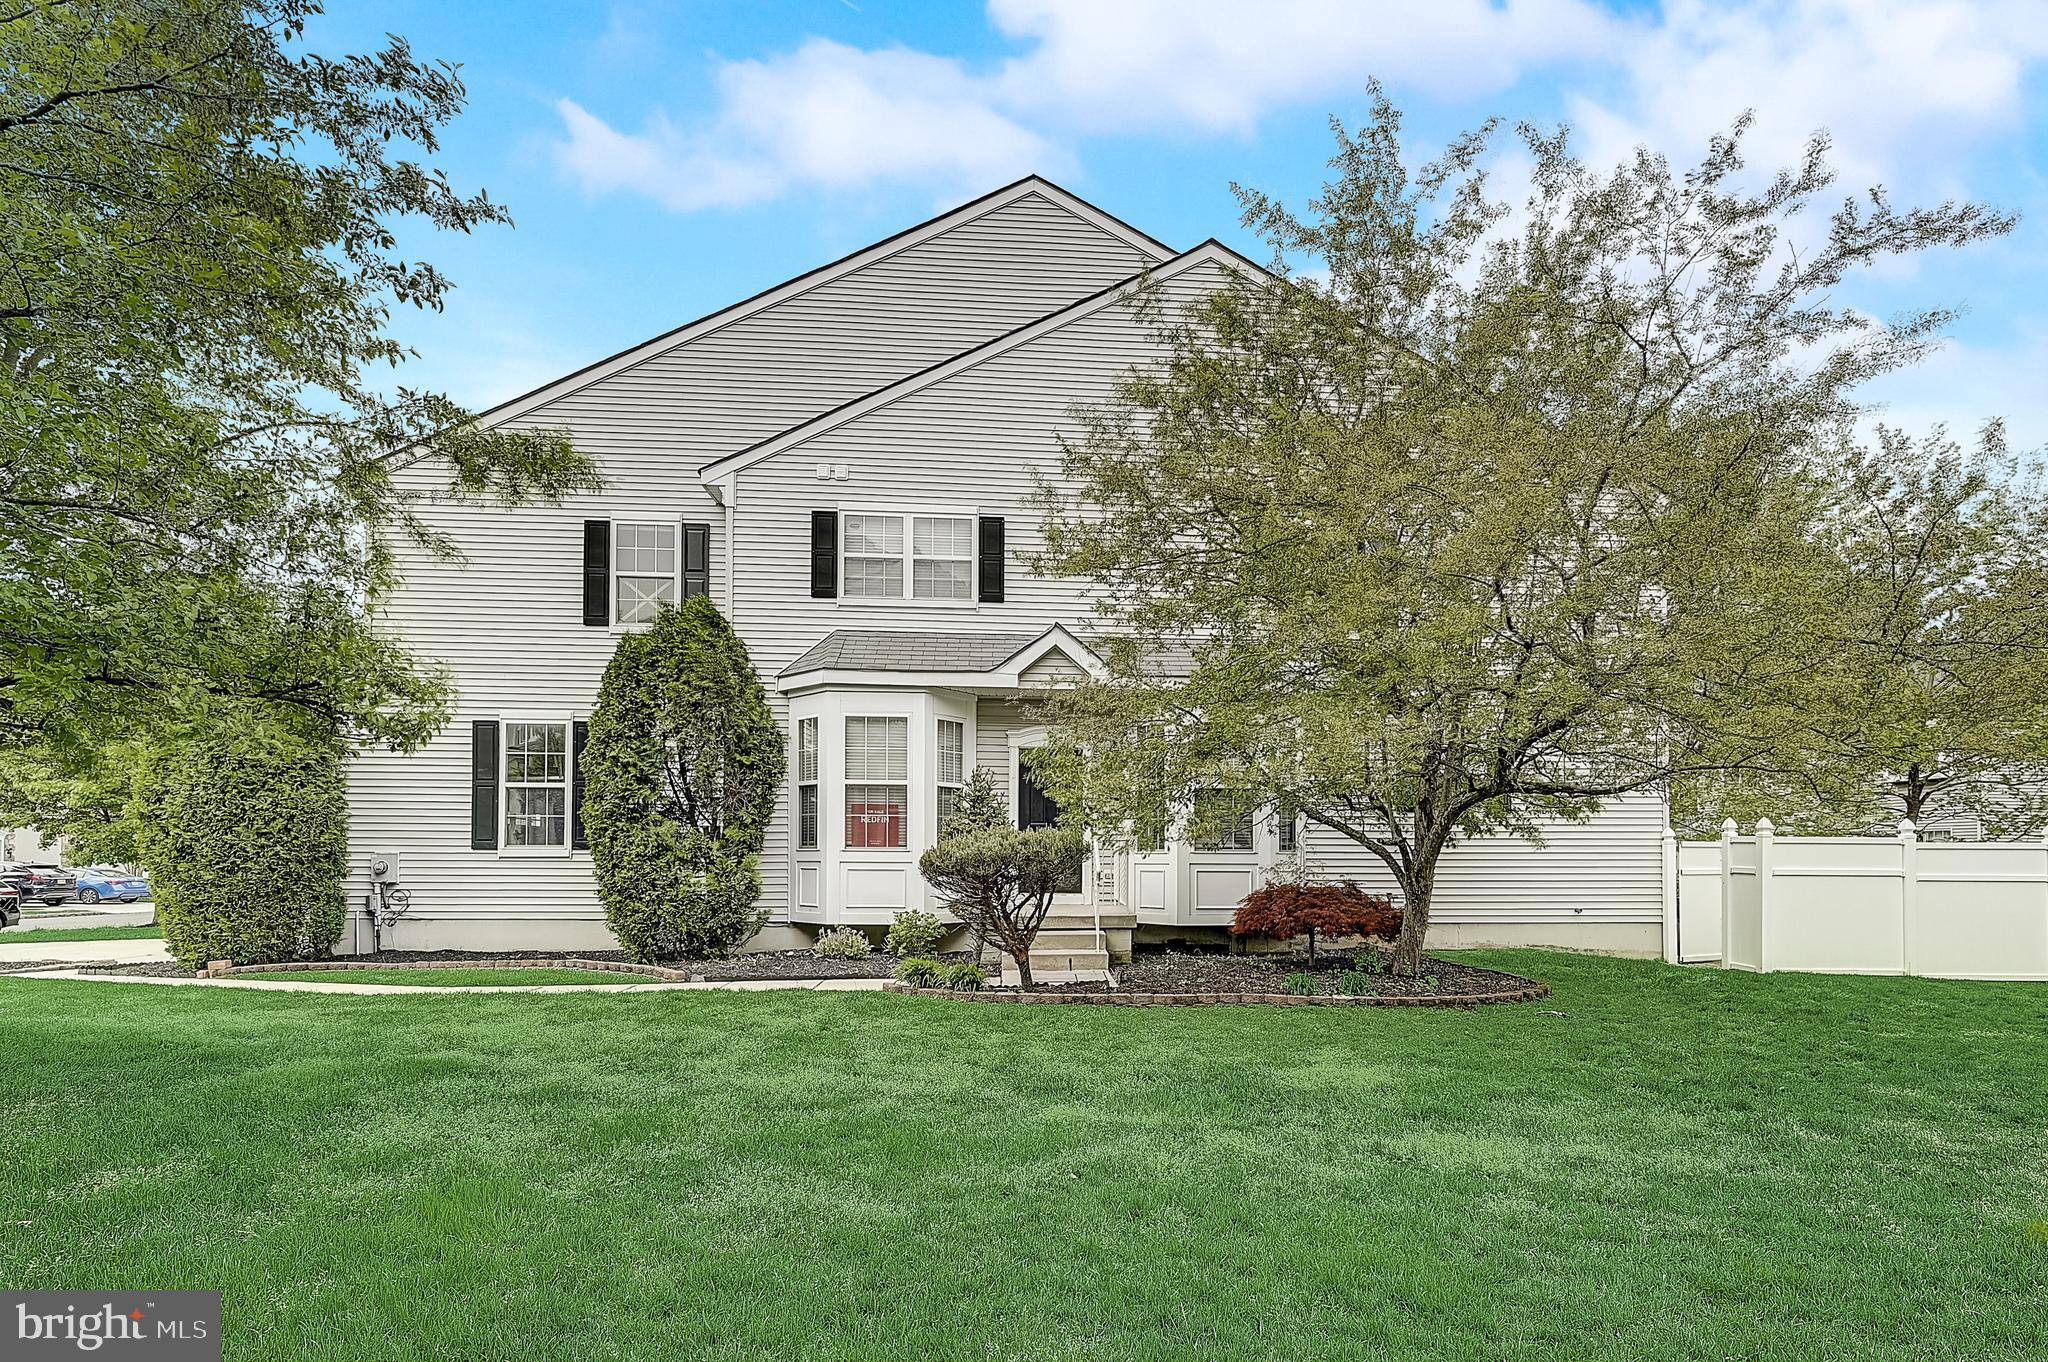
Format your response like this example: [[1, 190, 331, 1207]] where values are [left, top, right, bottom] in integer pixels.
[[1034, 95, 2011, 972], [1679, 425, 2048, 838], [0, 0, 597, 767]]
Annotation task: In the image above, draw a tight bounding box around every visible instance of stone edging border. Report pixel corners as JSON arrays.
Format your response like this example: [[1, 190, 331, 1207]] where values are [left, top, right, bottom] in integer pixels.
[[880, 978, 1549, 1008], [214, 957, 696, 982]]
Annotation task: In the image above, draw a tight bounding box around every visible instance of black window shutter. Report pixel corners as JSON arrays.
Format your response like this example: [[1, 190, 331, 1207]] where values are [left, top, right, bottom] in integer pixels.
[[581, 520, 610, 626], [470, 720, 500, 850], [570, 719, 589, 850], [682, 522, 711, 600], [810, 510, 838, 599], [978, 516, 1005, 603]]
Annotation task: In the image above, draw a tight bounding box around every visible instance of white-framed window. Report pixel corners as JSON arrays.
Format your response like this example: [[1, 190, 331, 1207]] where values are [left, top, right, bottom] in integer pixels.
[[841, 512, 975, 601], [1276, 801, 1299, 853], [935, 719, 964, 828], [504, 721, 570, 848], [845, 715, 909, 848], [614, 520, 678, 624], [796, 717, 819, 851], [1191, 789, 1255, 851]]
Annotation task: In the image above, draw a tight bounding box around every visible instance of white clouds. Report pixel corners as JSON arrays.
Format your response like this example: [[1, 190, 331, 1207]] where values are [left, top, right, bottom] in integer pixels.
[[987, 0, 1619, 133], [1568, 1, 2048, 191], [549, 1, 2048, 218], [552, 39, 1059, 213], [551, 1, 1617, 212]]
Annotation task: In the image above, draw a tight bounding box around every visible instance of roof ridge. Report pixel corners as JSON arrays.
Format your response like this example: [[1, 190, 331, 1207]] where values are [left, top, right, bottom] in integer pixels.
[[464, 176, 1175, 433]]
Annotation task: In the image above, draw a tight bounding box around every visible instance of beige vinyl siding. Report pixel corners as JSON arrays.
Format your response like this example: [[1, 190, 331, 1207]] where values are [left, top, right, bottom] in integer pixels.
[[344, 193, 1156, 936]]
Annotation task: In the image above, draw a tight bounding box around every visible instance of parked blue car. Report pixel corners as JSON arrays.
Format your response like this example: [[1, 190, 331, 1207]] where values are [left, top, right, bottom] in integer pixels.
[[74, 866, 150, 905]]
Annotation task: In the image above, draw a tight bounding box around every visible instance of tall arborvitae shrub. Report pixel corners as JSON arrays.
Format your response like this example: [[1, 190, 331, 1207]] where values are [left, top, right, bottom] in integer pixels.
[[583, 596, 784, 960], [137, 740, 349, 967]]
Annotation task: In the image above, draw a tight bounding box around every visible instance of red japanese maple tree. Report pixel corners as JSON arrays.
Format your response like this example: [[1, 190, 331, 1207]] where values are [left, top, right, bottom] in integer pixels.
[[1231, 882, 1400, 965]]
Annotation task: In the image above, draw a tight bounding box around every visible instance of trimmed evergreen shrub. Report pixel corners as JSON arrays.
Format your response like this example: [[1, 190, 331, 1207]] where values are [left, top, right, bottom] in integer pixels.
[[136, 739, 348, 968], [815, 926, 874, 959], [583, 597, 784, 961], [918, 825, 1084, 990], [884, 908, 946, 958]]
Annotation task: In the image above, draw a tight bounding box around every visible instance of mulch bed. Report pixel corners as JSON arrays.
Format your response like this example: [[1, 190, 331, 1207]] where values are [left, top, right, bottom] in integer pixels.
[[894, 948, 1546, 1008]]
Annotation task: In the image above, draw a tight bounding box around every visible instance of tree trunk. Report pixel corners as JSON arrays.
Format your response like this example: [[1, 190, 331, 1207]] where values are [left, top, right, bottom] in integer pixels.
[[1902, 765, 1926, 825], [1305, 926, 1318, 967], [1012, 948, 1035, 991], [1391, 846, 1441, 975]]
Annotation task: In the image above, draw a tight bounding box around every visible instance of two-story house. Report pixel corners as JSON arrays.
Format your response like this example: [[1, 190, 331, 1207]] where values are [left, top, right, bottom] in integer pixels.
[[343, 177, 1669, 958]]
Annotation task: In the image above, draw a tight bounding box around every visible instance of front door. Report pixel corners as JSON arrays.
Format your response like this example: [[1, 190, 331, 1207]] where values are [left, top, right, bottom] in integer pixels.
[[1017, 748, 1085, 896]]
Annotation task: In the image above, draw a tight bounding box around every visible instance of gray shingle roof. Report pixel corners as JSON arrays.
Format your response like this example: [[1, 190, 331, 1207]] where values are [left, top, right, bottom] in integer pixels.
[[780, 630, 1045, 677]]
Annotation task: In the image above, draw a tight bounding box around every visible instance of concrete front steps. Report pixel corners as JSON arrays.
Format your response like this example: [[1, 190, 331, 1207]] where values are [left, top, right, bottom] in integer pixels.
[[987, 910, 1133, 985]]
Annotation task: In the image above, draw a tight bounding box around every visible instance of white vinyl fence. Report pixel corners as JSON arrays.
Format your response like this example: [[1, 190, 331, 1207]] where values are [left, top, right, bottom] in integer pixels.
[[1666, 821, 2048, 981]]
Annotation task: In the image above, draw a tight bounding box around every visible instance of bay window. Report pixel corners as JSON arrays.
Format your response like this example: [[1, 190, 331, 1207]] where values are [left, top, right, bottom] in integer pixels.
[[935, 719, 964, 827], [841, 512, 975, 601], [796, 718, 818, 850], [845, 716, 908, 848]]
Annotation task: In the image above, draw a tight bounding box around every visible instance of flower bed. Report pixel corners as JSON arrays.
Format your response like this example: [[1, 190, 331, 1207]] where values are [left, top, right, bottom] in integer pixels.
[[888, 948, 1546, 1007]]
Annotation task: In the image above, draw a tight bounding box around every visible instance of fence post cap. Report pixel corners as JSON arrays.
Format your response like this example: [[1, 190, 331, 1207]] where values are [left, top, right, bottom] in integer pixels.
[[1755, 817, 1775, 835], [1661, 825, 1677, 841], [1719, 817, 1739, 837], [1898, 818, 1917, 839]]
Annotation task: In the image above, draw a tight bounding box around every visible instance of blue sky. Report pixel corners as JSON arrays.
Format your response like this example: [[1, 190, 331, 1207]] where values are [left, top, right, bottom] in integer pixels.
[[314, 1, 2048, 447]]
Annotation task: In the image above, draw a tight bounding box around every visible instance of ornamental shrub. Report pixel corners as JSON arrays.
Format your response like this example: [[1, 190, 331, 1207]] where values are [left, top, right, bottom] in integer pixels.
[[939, 961, 986, 991], [1282, 971, 1319, 996], [815, 926, 874, 959], [918, 824, 1084, 990], [1231, 881, 1401, 965], [583, 597, 784, 961], [1337, 969, 1374, 996], [893, 957, 944, 987], [135, 738, 348, 968], [884, 908, 946, 958]]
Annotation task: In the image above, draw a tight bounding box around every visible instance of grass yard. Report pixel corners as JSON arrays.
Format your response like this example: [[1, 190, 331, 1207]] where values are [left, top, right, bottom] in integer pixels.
[[0, 923, 161, 944], [247, 967, 644, 987], [1, 951, 2043, 1360]]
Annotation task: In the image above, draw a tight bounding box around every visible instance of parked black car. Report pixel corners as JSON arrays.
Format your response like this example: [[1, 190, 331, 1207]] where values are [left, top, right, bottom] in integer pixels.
[[0, 882, 19, 927], [0, 863, 76, 906]]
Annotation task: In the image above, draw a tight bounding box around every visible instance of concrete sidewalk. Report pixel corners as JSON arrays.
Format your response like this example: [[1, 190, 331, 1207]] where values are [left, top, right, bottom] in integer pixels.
[[0, 937, 173, 965], [5, 970, 889, 996]]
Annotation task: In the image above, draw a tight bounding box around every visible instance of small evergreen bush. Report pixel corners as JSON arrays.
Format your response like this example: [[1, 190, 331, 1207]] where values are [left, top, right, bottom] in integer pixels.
[[814, 926, 874, 959], [136, 738, 348, 968], [884, 908, 946, 958], [893, 957, 944, 987]]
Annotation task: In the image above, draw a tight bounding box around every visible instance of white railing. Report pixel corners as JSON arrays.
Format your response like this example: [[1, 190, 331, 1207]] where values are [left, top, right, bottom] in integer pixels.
[[1666, 820, 2048, 981]]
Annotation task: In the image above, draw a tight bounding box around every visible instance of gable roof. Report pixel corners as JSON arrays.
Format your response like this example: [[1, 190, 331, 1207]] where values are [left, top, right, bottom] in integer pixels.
[[778, 624, 1107, 690], [469, 176, 1176, 433], [697, 238, 1266, 482], [781, 629, 1041, 677]]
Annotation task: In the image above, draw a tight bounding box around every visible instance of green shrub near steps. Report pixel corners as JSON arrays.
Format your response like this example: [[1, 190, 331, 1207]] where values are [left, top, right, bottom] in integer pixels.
[[893, 957, 944, 988], [136, 741, 348, 968]]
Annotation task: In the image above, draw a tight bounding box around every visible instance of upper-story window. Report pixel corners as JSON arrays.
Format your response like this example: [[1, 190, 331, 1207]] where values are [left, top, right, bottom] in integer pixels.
[[842, 512, 974, 601], [614, 521, 677, 623]]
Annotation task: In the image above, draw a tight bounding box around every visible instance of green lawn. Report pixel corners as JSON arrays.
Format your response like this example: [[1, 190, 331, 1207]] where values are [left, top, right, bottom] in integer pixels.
[[248, 967, 640, 987], [0, 923, 160, 944], [1, 952, 2043, 1360]]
